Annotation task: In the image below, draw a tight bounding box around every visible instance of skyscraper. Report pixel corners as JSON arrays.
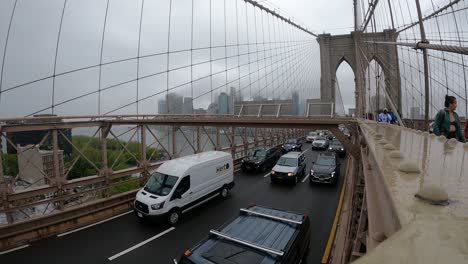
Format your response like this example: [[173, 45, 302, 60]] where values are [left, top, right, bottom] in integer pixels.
[[158, 99, 167, 114], [218, 93, 229, 115], [183, 97, 193, 114]]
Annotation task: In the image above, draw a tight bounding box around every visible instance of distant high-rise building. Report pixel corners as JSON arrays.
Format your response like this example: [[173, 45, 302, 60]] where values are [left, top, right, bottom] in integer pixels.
[[218, 93, 230, 115], [207, 102, 219, 114], [158, 99, 167, 114], [166, 93, 184, 114], [410, 107, 421, 119], [183, 97, 193, 114], [348, 108, 356, 117], [292, 91, 299, 115]]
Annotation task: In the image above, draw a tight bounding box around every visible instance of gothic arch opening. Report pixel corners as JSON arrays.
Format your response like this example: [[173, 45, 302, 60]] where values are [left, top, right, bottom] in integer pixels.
[[335, 59, 356, 117], [365, 59, 388, 115]]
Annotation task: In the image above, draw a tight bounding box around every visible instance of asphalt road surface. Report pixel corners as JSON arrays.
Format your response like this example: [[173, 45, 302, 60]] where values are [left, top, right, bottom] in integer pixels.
[[1, 143, 347, 264]]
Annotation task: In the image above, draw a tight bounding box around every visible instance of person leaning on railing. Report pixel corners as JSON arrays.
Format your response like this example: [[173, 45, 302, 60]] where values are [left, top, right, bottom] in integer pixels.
[[433, 95, 466, 143]]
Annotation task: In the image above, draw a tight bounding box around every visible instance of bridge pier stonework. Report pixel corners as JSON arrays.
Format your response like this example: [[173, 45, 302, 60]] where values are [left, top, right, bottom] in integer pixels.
[[317, 30, 401, 116]]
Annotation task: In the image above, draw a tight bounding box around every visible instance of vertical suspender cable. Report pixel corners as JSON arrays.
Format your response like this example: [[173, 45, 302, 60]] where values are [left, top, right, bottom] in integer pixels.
[[98, 0, 111, 115], [450, 5, 468, 119], [209, 0, 213, 105], [245, 3, 251, 99], [166, 0, 173, 113], [0, 0, 18, 107], [236, 0, 240, 111], [51, 0, 68, 115], [414, 0, 430, 127], [136, 0, 145, 116], [190, 0, 194, 114]]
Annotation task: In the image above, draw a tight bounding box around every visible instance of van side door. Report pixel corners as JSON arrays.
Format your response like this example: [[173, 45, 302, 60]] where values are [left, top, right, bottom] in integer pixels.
[[171, 176, 192, 208]]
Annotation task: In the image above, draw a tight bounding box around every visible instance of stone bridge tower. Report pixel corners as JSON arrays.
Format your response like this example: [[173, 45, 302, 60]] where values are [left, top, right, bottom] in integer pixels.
[[317, 29, 401, 116]]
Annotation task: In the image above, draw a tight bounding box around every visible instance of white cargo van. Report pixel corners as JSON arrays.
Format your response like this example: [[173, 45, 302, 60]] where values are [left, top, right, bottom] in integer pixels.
[[134, 151, 234, 225]]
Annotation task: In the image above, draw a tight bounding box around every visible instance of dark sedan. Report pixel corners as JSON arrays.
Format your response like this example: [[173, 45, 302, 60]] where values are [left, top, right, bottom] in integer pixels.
[[282, 138, 303, 153], [310, 152, 340, 184], [328, 139, 346, 157], [241, 147, 281, 172]]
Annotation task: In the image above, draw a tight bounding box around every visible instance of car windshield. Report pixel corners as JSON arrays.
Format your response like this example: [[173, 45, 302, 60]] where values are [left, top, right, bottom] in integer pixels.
[[316, 136, 326, 140], [277, 157, 298, 167], [316, 157, 335, 166], [331, 140, 342, 146], [286, 139, 298, 144], [252, 149, 266, 158], [308, 132, 317, 136], [144, 172, 179, 196]]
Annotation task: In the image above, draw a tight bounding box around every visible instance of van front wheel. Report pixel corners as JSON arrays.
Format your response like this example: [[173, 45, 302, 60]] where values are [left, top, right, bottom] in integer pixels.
[[220, 186, 229, 199], [167, 209, 181, 226]]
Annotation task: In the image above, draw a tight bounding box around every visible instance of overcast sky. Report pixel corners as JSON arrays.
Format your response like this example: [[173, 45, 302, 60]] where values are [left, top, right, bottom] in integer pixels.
[[0, 0, 462, 118]]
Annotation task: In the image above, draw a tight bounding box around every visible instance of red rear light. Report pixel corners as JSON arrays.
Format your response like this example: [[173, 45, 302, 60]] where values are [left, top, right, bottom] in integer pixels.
[[248, 203, 256, 208], [304, 214, 308, 219]]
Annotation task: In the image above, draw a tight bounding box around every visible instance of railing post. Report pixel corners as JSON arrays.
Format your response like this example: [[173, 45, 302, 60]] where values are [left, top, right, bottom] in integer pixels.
[[415, 0, 430, 128], [139, 125, 149, 178], [0, 132, 13, 224], [172, 125, 178, 158], [216, 127, 220, 151], [52, 129, 64, 210], [100, 124, 112, 197], [231, 126, 236, 159], [196, 127, 201, 153]]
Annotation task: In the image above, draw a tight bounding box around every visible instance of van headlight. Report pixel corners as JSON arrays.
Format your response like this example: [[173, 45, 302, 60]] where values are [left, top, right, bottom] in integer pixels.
[[341, 148, 344, 151], [271, 171, 275, 175], [151, 202, 165, 210], [310, 169, 314, 175], [329, 147, 332, 150], [331, 171, 336, 177], [288, 172, 294, 177]]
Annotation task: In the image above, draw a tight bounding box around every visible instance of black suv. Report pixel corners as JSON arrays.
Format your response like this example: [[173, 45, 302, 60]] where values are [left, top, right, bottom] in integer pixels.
[[177, 205, 311, 264], [241, 147, 281, 172], [282, 138, 302, 152], [310, 152, 340, 184], [328, 139, 346, 157]]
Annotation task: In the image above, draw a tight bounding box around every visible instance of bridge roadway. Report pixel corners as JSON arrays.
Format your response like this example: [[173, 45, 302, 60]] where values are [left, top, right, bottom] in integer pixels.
[[0, 142, 347, 264]]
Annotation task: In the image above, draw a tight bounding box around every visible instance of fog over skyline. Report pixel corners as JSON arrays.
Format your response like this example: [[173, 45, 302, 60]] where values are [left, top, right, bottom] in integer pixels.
[[0, 0, 460, 118]]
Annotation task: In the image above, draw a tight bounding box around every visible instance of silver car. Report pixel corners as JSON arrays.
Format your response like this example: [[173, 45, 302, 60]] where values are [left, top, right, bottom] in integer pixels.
[[312, 136, 329, 150], [270, 152, 306, 185]]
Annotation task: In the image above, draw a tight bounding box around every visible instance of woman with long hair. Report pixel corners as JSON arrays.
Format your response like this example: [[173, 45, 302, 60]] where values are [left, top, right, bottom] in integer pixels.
[[433, 95, 466, 142]]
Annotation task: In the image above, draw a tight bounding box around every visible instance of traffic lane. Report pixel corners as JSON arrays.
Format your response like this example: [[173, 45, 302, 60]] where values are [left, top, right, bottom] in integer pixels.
[[0, 209, 173, 264], [0, 144, 344, 264], [113, 147, 346, 263], [111, 167, 274, 263]]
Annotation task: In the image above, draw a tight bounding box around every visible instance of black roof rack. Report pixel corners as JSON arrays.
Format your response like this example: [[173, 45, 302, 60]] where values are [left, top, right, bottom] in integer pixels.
[[240, 208, 304, 225], [209, 230, 285, 256]]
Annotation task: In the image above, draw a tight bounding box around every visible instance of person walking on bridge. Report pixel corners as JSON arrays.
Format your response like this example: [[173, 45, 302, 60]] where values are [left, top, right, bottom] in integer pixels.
[[378, 108, 392, 123], [433, 95, 466, 143]]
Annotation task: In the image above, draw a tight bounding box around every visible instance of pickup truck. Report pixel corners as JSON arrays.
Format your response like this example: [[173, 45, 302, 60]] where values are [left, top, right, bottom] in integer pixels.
[[176, 205, 311, 264]]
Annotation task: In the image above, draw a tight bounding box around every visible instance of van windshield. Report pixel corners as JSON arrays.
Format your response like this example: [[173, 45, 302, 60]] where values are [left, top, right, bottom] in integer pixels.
[[144, 172, 179, 196]]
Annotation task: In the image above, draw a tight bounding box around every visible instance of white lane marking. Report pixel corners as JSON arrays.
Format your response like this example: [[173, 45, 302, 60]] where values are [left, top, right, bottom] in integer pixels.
[[302, 174, 310, 183], [0, 244, 30, 255], [108, 227, 175, 261], [57, 210, 133, 237], [301, 149, 310, 155], [263, 172, 271, 178]]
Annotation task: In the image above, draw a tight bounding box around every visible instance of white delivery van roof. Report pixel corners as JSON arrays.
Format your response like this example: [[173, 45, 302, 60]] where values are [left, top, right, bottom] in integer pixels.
[[157, 151, 232, 177]]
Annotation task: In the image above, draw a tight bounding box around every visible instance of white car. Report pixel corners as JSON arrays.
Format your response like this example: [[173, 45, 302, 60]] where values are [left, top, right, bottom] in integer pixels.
[[134, 151, 234, 225], [306, 131, 319, 143]]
